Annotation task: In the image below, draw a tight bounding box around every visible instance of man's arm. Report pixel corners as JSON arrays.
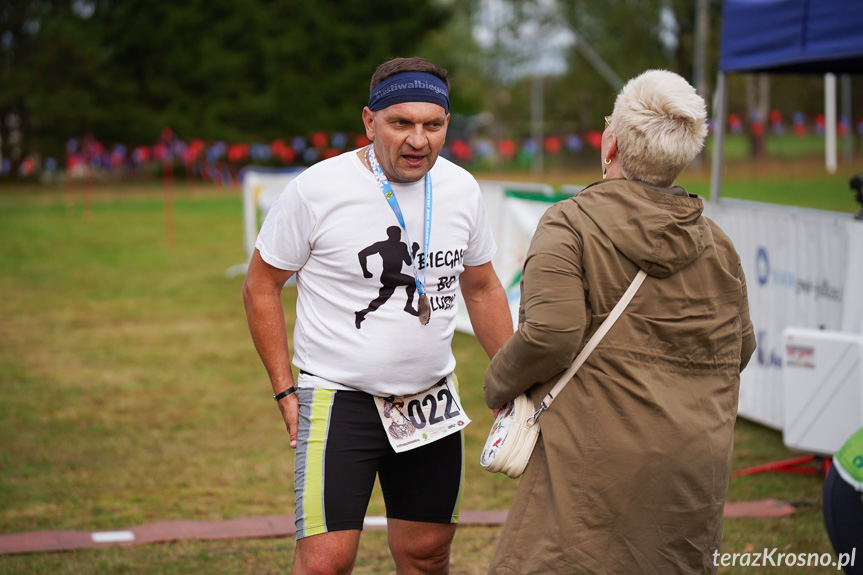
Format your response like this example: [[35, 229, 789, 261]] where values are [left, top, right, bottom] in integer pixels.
[[242, 249, 300, 448], [459, 261, 513, 359]]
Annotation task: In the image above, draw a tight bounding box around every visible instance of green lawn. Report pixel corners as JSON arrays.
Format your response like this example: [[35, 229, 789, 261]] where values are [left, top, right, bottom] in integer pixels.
[[0, 171, 850, 573], [680, 165, 860, 211]]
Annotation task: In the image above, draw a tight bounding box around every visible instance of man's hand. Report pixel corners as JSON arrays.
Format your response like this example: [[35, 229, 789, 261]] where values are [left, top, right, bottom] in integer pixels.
[[276, 393, 300, 448]]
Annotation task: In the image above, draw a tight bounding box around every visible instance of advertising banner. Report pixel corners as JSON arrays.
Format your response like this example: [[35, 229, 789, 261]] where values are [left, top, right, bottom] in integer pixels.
[[703, 199, 853, 428]]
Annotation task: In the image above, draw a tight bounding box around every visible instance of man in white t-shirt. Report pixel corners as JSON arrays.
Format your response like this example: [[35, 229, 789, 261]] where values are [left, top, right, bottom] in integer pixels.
[[243, 56, 512, 575]]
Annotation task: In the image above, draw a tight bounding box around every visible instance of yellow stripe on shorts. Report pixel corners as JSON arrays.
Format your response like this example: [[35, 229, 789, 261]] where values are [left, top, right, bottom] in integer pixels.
[[300, 388, 335, 538]]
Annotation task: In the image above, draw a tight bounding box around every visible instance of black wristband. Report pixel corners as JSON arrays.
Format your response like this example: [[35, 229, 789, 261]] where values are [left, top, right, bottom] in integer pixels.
[[273, 386, 296, 402]]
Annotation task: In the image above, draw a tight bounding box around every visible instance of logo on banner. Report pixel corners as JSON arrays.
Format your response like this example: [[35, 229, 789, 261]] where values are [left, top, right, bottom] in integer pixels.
[[756, 246, 770, 286], [757, 330, 783, 368], [754, 246, 842, 302], [786, 344, 815, 368]]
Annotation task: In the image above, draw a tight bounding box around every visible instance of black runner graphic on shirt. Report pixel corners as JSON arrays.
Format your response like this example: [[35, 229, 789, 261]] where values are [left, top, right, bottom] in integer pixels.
[[355, 226, 420, 329]]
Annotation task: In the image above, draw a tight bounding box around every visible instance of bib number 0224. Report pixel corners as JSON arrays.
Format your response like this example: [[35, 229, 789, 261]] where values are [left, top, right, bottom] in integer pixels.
[[407, 388, 460, 429]]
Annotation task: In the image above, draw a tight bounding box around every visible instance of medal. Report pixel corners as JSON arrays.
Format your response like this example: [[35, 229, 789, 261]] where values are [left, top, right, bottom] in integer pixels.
[[367, 145, 434, 327], [418, 293, 431, 325]]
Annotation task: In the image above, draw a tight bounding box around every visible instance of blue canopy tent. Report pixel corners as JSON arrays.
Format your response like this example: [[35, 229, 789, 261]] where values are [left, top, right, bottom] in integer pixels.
[[711, 0, 863, 200]]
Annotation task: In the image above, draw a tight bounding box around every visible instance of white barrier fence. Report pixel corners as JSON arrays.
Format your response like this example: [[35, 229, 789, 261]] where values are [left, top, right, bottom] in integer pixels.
[[469, 184, 863, 434], [226, 166, 304, 278], [702, 199, 862, 429]]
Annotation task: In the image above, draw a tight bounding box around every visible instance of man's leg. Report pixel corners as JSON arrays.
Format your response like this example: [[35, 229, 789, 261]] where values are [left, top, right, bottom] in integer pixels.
[[293, 389, 385, 573], [292, 530, 362, 575], [387, 519, 457, 575], [379, 430, 464, 575]]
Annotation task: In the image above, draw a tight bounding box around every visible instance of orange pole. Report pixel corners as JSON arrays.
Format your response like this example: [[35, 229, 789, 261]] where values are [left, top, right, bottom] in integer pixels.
[[163, 160, 175, 249], [83, 167, 92, 223]]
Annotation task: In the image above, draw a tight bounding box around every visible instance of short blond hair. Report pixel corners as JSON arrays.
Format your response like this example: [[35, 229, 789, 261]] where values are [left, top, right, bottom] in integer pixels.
[[609, 69, 707, 187]]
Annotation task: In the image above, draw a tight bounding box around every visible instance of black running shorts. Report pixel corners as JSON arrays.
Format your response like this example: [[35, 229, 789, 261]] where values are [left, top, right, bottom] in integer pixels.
[[293, 387, 464, 539]]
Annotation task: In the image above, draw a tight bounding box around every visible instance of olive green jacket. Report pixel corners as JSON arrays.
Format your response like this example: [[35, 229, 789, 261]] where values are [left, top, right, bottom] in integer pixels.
[[484, 179, 756, 574]]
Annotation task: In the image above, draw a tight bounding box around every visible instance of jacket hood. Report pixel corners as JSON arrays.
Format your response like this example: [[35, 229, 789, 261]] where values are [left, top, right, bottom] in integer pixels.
[[574, 179, 708, 278]]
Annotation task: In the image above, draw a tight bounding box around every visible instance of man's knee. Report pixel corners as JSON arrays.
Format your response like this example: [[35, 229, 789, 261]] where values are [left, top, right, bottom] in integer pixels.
[[389, 522, 455, 575], [292, 531, 360, 575], [405, 540, 452, 573], [293, 554, 354, 575]]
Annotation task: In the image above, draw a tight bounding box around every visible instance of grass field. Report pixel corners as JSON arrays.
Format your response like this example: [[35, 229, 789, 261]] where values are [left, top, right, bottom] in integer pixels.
[[0, 155, 859, 574]]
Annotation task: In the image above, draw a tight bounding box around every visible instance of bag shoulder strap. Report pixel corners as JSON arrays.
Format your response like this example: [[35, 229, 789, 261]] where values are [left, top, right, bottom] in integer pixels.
[[530, 269, 647, 422]]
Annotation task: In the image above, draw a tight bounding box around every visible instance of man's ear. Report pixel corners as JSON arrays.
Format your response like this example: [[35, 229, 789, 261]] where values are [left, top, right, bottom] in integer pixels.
[[362, 107, 375, 140]]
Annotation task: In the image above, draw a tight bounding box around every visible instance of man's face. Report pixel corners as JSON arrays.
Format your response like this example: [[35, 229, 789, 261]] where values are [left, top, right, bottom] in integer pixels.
[[362, 102, 449, 183]]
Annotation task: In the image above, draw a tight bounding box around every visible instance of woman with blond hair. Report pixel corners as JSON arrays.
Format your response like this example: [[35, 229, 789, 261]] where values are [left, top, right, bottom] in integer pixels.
[[484, 70, 756, 574]]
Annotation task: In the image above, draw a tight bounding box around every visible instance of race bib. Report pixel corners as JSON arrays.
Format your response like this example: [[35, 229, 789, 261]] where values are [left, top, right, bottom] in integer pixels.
[[373, 374, 471, 453]]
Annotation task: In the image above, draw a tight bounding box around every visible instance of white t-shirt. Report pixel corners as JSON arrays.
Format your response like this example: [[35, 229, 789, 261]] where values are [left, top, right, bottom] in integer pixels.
[[255, 149, 496, 396]]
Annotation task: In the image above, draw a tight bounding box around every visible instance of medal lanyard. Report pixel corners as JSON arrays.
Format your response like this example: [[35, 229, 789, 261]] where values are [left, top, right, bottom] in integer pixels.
[[367, 145, 431, 296]]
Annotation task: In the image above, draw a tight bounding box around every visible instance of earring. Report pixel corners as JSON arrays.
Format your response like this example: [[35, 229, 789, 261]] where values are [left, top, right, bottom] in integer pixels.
[[602, 168, 607, 180], [604, 158, 611, 165]]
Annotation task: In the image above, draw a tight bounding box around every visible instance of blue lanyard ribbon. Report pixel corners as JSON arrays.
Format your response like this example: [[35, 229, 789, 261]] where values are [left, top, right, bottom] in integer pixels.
[[367, 145, 431, 296]]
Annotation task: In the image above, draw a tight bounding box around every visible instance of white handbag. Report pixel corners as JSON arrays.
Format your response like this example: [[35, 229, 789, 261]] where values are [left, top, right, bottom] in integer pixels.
[[480, 270, 647, 478]]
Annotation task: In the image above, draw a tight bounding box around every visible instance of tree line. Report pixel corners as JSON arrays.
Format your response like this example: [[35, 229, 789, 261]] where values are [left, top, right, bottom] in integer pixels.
[[1, 0, 846, 174], [1, 0, 454, 167]]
